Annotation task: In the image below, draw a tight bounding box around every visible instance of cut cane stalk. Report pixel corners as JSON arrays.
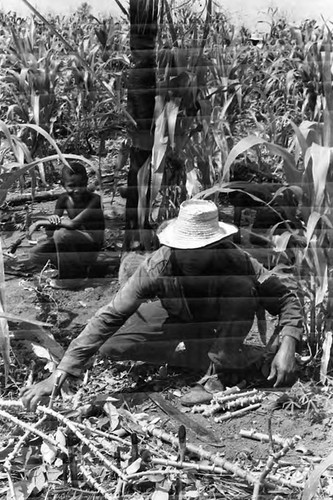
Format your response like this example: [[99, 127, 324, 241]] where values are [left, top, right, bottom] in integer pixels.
[[144, 423, 259, 486], [0, 408, 68, 461], [214, 388, 259, 404], [79, 464, 114, 500], [223, 394, 264, 411], [192, 392, 264, 416], [240, 429, 301, 446], [36, 405, 127, 480], [214, 403, 262, 423], [252, 435, 302, 500]]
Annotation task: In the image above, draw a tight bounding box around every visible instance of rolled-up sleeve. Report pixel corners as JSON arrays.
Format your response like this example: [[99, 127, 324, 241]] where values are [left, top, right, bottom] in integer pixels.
[[57, 260, 158, 376]]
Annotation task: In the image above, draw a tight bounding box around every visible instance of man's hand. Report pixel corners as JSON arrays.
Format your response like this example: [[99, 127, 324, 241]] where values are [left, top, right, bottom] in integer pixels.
[[268, 336, 297, 387], [20, 370, 67, 411], [28, 220, 47, 238], [48, 215, 61, 226], [29, 219, 56, 238]]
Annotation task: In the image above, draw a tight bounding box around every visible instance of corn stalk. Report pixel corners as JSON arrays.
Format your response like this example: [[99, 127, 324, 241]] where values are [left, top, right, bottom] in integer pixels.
[[0, 238, 10, 383]]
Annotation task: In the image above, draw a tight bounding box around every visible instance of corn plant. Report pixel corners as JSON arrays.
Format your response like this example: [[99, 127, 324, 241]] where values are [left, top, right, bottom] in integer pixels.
[[0, 237, 10, 384], [197, 26, 333, 380], [0, 121, 95, 205], [0, 1, 132, 205], [1, 17, 62, 165], [134, 4, 320, 245], [1, 2, 130, 156], [134, 0, 248, 241]]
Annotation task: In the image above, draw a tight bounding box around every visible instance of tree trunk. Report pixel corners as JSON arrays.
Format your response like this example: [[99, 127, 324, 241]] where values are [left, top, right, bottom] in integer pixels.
[[124, 0, 158, 251]]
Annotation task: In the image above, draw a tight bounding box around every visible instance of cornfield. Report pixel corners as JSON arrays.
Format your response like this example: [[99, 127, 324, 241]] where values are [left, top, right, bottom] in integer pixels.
[[0, 0, 332, 367], [1, 1, 333, 497]]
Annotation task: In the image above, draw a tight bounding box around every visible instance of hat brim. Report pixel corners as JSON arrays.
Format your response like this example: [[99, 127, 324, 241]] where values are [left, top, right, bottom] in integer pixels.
[[158, 218, 239, 249]]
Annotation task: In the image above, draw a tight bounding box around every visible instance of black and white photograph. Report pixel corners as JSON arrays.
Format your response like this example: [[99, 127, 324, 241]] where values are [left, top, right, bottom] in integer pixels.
[[1, 1, 333, 498]]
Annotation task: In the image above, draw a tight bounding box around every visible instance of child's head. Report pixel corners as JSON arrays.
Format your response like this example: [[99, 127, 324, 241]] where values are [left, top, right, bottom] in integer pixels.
[[61, 162, 88, 198]]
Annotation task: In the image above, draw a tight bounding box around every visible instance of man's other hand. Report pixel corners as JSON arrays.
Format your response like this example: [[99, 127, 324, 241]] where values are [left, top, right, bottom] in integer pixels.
[[20, 373, 58, 411], [268, 336, 297, 387], [48, 215, 61, 226]]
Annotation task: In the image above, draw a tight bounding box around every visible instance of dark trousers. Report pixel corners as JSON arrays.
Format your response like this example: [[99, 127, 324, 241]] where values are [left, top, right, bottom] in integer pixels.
[[99, 298, 266, 371], [30, 228, 102, 279]]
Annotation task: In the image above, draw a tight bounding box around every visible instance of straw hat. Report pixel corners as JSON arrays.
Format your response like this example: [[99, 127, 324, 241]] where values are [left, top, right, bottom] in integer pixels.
[[158, 199, 238, 249]]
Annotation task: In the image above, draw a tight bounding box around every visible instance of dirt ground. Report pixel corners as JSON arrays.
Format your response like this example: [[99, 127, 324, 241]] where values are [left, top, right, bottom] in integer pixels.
[[2, 193, 333, 499]]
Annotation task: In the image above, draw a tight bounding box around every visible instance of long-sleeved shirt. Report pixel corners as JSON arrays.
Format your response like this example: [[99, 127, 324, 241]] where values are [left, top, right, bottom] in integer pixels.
[[58, 241, 303, 377]]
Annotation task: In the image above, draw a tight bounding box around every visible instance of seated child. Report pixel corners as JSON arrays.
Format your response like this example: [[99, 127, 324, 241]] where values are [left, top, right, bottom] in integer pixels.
[[29, 162, 105, 289]]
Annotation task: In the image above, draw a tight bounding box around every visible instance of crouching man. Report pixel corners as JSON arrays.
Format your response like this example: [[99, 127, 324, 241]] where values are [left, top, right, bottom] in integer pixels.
[[20, 199, 303, 411]]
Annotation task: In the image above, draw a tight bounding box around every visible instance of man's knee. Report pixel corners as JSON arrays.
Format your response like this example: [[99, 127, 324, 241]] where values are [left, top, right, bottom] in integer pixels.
[[99, 336, 176, 364], [53, 228, 72, 244], [99, 337, 138, 359], [29, 239, 57, 269]]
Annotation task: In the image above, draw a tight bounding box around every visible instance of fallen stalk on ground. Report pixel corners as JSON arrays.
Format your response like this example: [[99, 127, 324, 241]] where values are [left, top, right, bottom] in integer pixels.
[[251, 434, 302, 500], [240, 428, 302, 446], [36, 405, 127, 481], [192, 389, 264, 416], [214, 402, 262, 422], [213, 388, 259, 404], [144, 423, 301, 489], [79, 464, 115, 500], [0, 399, 305, 496], [4, 415, 46, 473], [0, 408, 68, 454], [145, 423, 259, 486]]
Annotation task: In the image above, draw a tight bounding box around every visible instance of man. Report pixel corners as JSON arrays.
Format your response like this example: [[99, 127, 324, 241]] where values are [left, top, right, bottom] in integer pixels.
[[29, 162, 105, 289], [21, 199, 303, 411]]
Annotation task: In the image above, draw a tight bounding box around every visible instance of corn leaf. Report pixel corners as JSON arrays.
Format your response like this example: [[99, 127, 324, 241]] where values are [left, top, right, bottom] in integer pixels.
[[150, 155, 166, 224], [31, 94, 40, 126], [0, 121, 26, 164], [290, 121, 310, 157], [16, 123, 70, 167], [320, 331, 332, 384], [113, 0, 129, 17], [137, 156, 152, 249], [322, 33, 333, 147], [152, 97, 168, 174], [0, 239, 10, 384], [222, 135, 302, 184], [13, 325, 64, 363], [38, 162, 47, 186], [272, 231, 293, 253], [150, 97, 168, 224], [304, 143, 331, 210], [0, 154, 94, 206], [137, 156, 151, 229], [186, 167, 201, 198], [303, 449, 333, 500], [309, 241, 328, 306], [0, 312, 52, 328], [165, 98, 180, 150], [305, 211, 322, 247], [196, 183, 276, 211], [299, 120, 323, 146], [198, 99, 212, 138]]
